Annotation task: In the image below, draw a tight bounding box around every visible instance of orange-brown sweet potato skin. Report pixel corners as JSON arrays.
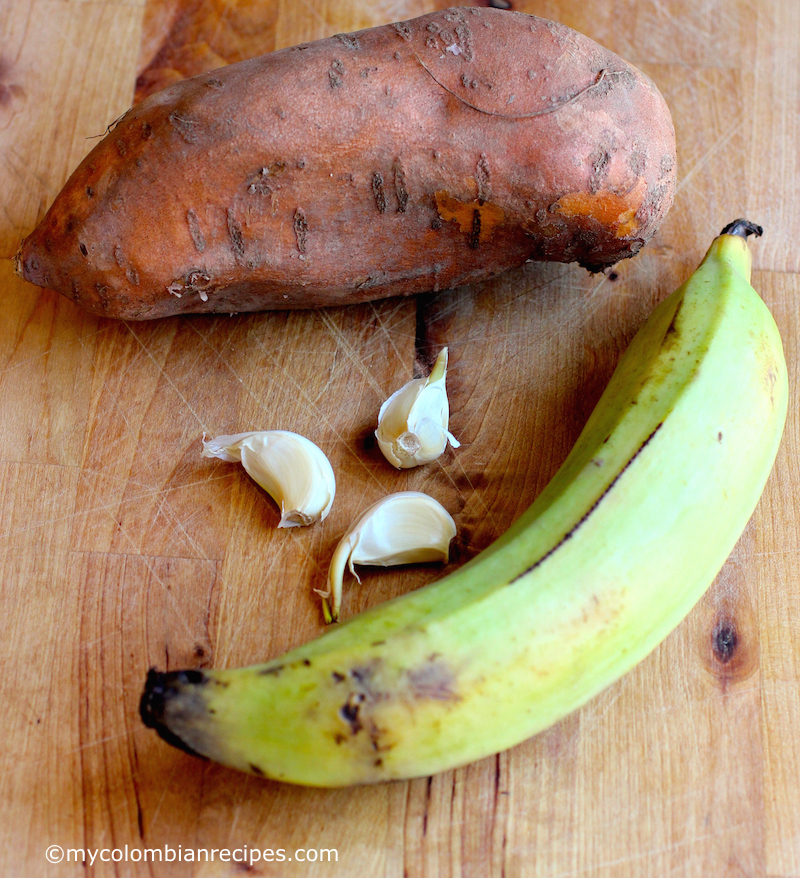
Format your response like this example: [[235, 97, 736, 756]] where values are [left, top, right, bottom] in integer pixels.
[[17, 7, 676, 319]]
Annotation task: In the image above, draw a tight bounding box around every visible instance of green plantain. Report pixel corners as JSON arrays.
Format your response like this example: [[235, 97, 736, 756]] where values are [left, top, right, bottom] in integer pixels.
[[141, 221, 786, 787]]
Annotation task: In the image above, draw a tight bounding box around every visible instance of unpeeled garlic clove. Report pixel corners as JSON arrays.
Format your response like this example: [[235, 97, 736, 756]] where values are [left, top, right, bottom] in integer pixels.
[[376, 347, 460, 468], [201, 430, 335, 527], [322, 491, 456, 622]]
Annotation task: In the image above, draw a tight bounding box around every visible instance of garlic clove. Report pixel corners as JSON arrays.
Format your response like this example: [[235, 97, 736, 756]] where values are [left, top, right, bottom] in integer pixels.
[[324, 491, 456, 622], [376, 347, 460, 469], [201, 430, 335, 527]]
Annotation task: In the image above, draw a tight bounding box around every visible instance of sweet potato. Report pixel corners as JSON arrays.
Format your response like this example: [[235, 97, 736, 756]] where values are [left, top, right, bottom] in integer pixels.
[[16, 7, 676, 320]]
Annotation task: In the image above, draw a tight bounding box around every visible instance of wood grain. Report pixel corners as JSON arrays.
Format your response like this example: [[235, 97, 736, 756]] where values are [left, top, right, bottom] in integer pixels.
[[1, 1, 799, 875]]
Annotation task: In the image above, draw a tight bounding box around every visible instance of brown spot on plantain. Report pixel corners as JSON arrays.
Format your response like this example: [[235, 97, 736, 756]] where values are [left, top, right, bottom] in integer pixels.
[[407, 658, 460, 701], [435, 191, 504, 243], [763, 362, 779, 408], [662, 296, 684, 342], [340, 692, 365, 734]]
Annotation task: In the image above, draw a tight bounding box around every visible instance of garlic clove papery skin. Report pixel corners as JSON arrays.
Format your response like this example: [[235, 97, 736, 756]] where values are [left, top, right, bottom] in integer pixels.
[[376, 347, 460, 469], [201, 430, 261, 463], [202, 431, 335, 527], [325, 491, 456, 622]]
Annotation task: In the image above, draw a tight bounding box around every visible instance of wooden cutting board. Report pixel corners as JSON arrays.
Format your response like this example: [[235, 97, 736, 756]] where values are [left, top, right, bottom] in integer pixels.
[[2, 1, 799, 875]]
